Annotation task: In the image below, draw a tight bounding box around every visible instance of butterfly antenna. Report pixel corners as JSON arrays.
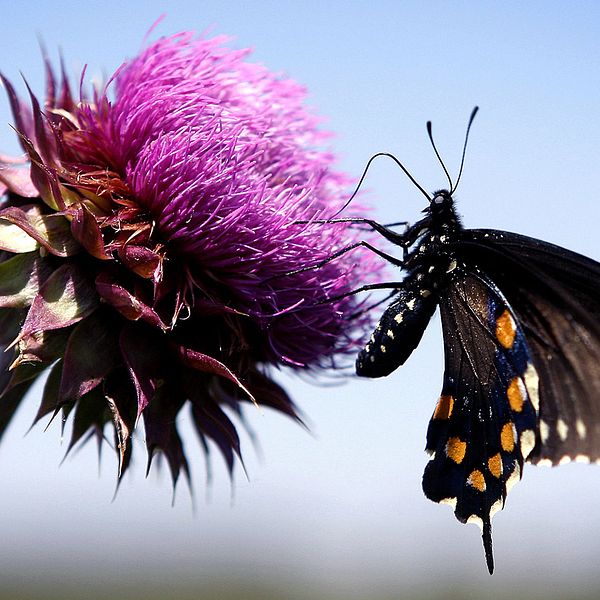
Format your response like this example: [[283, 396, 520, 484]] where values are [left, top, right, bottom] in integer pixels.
[[451, 106, 479, 194], [427, 120, 454, 192], [331, 152, 432, 219]]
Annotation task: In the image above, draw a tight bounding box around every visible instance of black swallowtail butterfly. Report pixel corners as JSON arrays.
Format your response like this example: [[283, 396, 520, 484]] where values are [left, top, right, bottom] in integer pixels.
[[315, 108, 600, 573]]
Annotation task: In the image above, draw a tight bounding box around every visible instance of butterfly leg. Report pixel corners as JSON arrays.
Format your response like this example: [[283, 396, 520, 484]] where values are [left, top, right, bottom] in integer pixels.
[[288, 216, 430, 273], [264, 241, 403, 283], [296, 217, 410, 246], [317, 281, 404, 305], [351, 220, 409, 233], [314, 216, 434, 262], [381, 221, 410, 229], [347, 288, 401, 320]]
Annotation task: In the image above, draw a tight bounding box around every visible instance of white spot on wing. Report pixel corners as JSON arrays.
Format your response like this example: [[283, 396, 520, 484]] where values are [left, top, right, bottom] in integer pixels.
[[446, 259, 458, 273], [557, 419, 569, 441], [575, 454, 591, 464], [406, 299, 416, 310], [506, 462, 521, 492], [394, 313, 403, 324], [490, 498, 504, 518], [540, 420, 550, 443], [467, 515, 483, 530], [576, 419, 587, 439], [515, 377, 527, 406], [380, 345, 387, 354], [558, 455, 572, 465], [520, 429, 536, 459], [386, 329, 394, 340], [440, 497, 457, 509], [523, 363, 540, 412], [536, 458, 553, 467]]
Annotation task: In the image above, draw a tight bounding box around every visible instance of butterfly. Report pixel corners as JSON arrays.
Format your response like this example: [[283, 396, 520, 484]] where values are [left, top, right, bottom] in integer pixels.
[[320, 107, 600, 573]]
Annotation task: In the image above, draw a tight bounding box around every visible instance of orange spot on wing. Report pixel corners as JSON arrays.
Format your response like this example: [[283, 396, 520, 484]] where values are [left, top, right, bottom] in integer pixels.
[[433, 394, 454, 420], [467, 469, 486, 492], [496, 309, 516, 349], [488, 453, 503, 478], [507, 377, 524, 412], [446, 437, 467, 464], [501, 422, 516, 452]]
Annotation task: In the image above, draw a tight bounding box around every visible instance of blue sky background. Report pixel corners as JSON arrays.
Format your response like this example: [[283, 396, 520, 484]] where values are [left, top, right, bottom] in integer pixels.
[[1, 2, 600, 598]]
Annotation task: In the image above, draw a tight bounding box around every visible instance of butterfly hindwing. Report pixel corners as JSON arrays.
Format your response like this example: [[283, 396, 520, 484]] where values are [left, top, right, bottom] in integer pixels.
[[458, 230, 600, 465], [422, 265, 539, 573]]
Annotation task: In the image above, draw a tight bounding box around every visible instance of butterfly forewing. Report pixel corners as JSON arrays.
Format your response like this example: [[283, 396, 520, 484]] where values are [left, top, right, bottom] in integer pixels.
[[422, 267, 539, 573], [458, 230, 600, 465]]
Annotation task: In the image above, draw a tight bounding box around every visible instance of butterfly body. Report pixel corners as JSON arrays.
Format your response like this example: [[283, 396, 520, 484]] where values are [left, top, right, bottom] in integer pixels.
[[355, 185, 600, 573], [357, 190, 460, 377]]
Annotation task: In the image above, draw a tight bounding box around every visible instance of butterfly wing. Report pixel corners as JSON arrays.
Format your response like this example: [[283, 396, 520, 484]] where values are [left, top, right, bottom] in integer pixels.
[[457, 229, 600, 465], [422, 264, 539, 574]]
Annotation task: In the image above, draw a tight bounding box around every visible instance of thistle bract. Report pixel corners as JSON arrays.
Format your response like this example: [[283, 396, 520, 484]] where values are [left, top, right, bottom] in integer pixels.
[[0, 33, 381, 485]]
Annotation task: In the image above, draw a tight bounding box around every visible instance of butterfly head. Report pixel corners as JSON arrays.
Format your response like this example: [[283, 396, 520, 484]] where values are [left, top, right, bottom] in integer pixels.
[[426, 189, 455, 214], [422, 189, 462, 234]]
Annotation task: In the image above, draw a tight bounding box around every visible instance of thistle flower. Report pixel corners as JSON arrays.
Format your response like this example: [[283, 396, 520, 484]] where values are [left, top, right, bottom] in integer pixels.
[[0, 32, 382, 486]]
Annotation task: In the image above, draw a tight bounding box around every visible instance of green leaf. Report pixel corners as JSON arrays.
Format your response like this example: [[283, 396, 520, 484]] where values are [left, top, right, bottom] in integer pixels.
[[105, 373, 137, 479], [19, 264, 99, 340], [0, 252, 52, 308], [176, 345, 256, 405], [0, 218, 38, 253], [66, 387, 110, 455], [6, 329, 69, 397], [0, 205, 79, 256], [0, 164, 38, 198], [144, 384, 190, 487], [59, 313, 119, 402], [69, 203, 110, 260], [13, 328, 70, 366], [33, 359, 63, 424]]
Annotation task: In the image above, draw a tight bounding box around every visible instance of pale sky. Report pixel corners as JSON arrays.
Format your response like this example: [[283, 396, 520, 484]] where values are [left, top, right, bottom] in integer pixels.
[[1, 2, 600, 598]]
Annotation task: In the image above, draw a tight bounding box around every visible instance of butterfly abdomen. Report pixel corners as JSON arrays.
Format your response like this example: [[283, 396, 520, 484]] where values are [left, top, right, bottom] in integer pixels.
[[356, 275, 438, 378]]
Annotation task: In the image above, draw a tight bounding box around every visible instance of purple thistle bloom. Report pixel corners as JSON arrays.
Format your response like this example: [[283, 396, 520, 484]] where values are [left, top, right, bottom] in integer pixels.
[[0, 32, 383, 485]]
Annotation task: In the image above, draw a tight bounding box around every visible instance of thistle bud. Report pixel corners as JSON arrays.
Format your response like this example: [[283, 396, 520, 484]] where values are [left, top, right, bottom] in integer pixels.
[[0, 33, 382, 486]]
